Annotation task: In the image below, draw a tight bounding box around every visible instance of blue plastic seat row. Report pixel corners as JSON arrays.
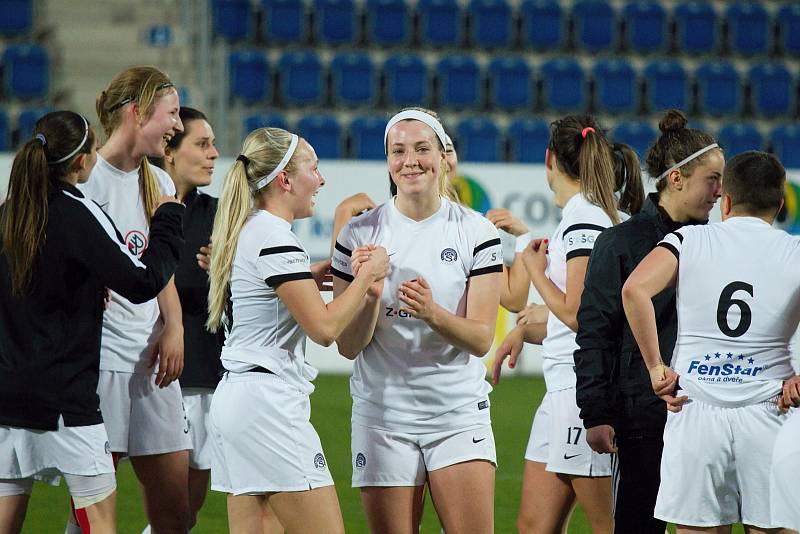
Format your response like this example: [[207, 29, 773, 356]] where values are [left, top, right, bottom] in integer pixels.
[[1, 44, 50, 100], [230, 51, 799, 118], [0, 106, 57, 151], [212, 0, 800, 56], [239, 113, 800, 168], [0, 0, 34, 36]]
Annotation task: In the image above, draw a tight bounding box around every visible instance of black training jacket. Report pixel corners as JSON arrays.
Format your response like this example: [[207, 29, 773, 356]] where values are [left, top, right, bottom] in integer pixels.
[[574, 193, 704, 437], [0, 181, 184, 431], [174, 189, 223, 389]]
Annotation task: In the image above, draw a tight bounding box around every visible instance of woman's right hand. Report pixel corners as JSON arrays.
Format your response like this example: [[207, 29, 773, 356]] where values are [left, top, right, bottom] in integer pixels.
[[336, 193, 377, 218], [491, 325, 525, 385], [156, 195, 182, 211], [516, 303, 549, 325], [486, 208, 529, 237], [352, 245, 389, 286]]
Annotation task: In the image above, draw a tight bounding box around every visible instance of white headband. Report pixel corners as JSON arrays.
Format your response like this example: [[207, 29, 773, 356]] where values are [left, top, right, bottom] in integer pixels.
[[255, 133, 299, 190], [657, 143, 719, 180], [384, 110, 448, 154], [50, 115, 89, 165]]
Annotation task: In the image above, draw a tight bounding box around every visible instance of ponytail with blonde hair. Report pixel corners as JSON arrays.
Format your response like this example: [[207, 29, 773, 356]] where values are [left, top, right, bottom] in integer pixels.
[[207, 128, 300, 332], [96, 66, 177, 224]]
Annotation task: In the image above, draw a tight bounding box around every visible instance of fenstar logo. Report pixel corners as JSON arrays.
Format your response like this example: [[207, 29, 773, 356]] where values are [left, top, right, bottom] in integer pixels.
[[686, 354, 764, 384]]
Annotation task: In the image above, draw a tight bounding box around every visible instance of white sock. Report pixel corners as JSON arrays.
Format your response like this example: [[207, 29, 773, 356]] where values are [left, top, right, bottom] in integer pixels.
[[64, 518, 83, 534], [140, 526, 151, 534]]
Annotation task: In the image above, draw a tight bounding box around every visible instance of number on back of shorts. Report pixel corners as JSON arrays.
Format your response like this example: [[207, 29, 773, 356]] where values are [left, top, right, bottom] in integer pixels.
[[566, 426, 582, 445]]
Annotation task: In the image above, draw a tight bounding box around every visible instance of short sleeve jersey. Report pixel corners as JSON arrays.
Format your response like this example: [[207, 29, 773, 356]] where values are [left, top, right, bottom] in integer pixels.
[[659, 217, 800, 407], [220, 210, 317, 395], [79, 154, 177, 373], [332, 198, 503, 432], [542, 194, 627, 391]]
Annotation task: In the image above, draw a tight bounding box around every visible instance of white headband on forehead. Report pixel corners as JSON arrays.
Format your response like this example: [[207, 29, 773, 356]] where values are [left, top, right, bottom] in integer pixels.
[[255, 133, 299, 190], [384, 110, 448, 154], [657, 143, 719, 180]]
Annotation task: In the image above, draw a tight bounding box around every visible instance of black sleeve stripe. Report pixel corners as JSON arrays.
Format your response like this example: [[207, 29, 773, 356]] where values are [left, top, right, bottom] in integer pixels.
[[566, 249, 593, 260], [473, 237, 502, 256], [330, 266, 354, 282], [669, 231, 684, 243], [564, 223, 606, 236], [658, 242, 680, 260], [265, 272, 313, 287], [334, 241, 352, 257], [260, 245, 305, 256], [468, 264, 503, 277]]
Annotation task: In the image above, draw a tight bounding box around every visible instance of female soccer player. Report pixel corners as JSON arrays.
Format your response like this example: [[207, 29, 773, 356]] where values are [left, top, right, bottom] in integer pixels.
[[493, 115, 644, 534], [206, 127, 388, 534], [0, 111, 184, 533], [572, 109, 724, 533], [73, 66, 191, 533], [332, 108, 503, 534]]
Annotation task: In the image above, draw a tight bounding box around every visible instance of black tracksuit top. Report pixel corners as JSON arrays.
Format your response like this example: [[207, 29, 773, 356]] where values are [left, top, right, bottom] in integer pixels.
[[574, 193, 704, 437], [0, 181, 184, 431]]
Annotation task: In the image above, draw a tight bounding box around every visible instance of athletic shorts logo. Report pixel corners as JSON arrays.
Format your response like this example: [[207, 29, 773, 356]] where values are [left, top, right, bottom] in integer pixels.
[[477, 400, 488, 410], [472, 437, 486, 444], [314, 453, 327, 470], [440, 248, 458, 262], [124, 230, 148, 257], [104, 441, 111, 455], [355, 452, 367, 469], [563, 453, 581, 460]]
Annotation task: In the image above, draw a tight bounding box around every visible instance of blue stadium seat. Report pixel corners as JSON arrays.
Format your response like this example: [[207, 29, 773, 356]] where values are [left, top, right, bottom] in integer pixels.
[[365, 0, 411, 46], [771, 125, 800, 169], [278, 51, 324, 106], [331, 52, 376, 107], [243, 113, 289, 136], [572, 0, 616, 53], [507, 118, 549, 163], [2, 45, 49, 100], [778, 3, 800, 56], [418, 0, 462, 47], [540, 59, 586, 112], [0, 110, 8, 151], [457, 118, 501, 162], [297, 114, 342, 159], [211, 0, 252, 42], [436, 55, 481, 109], [717, 123, 763, 157], [611, 121, 657, 161], [623, 1, 667, 54], [229, 50, 270, 105], [384, 54, 429, 106], [488, 56, 532, 111], [696, 61, 741, 117], [262, 0, 307, 44], [674, 2, 718, 54], [314, 0, 357, 45], [349, 115, 386, 159], [16, 107, 52, 142], [749, 63, 794, 118], [469, 0, 512, 49], [726, 2, 769, 56], [0, 0, 33, 36], [520, 0, 564, 50], [593, 59, 638, 114], [643, 60, 688, 112]]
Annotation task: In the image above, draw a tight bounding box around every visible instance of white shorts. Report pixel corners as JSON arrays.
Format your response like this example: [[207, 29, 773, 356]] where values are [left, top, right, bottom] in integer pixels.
[[183, 388, 214, 470], [97, 370, 191, 457], [525, 387, 612, 477], [770, 408, 800, 531], [351, 422, 496, 487], [209, 371, 333, 495], [0, 417, 115, 495], [656, 398, 786, 528]]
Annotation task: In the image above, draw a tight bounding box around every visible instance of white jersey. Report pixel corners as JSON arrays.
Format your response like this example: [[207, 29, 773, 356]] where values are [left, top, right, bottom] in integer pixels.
[[542, 194, 626, 391], [79, 155, 176, 373], [332, 198, 502, 432], [660, 217, 800, 407], [220, 210, 317, 395]]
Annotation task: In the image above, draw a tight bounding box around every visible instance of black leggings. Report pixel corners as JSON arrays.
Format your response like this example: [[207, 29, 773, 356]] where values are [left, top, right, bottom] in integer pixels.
[[613, 433, 667, 534]]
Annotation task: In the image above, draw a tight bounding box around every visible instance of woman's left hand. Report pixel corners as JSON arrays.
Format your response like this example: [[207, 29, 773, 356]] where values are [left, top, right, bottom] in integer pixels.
[[311, 259, 333, 292], [522, 238, 549, 279], [398, 276, 437, 322]]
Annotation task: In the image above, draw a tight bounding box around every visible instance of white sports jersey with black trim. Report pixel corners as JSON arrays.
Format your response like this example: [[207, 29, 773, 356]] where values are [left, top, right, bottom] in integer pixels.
[[659, 217, 800, 407], [79, 155, 176, 373], [220, 210, 317, 395], [542, 194, 626, 391], [332, 198, 502, 432]]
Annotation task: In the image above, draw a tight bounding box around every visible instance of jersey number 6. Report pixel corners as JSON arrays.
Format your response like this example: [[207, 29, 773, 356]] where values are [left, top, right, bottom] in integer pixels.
[[716, 281, 753, 338]]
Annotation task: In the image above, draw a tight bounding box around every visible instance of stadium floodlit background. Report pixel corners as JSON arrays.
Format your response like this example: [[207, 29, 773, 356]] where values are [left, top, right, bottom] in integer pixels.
[[1, 0, 798, 531]]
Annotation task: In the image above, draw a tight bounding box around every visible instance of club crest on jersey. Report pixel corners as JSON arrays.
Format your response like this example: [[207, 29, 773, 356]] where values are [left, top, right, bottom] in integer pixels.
[[124, 230, 148, 257], [314, 453, 327, 470], [441, 248, 458, 262], [355, 452, 367, 469]]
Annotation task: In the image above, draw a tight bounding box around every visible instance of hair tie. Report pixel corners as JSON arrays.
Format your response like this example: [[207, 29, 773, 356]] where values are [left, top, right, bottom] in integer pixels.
[[236, 154, 250, 166], [34, 133, 47, 146], [581, 127, 595, 139]]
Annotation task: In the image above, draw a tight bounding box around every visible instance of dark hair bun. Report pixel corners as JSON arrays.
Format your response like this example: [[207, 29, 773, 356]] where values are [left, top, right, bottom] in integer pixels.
[[658, 109, 688, 134]]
